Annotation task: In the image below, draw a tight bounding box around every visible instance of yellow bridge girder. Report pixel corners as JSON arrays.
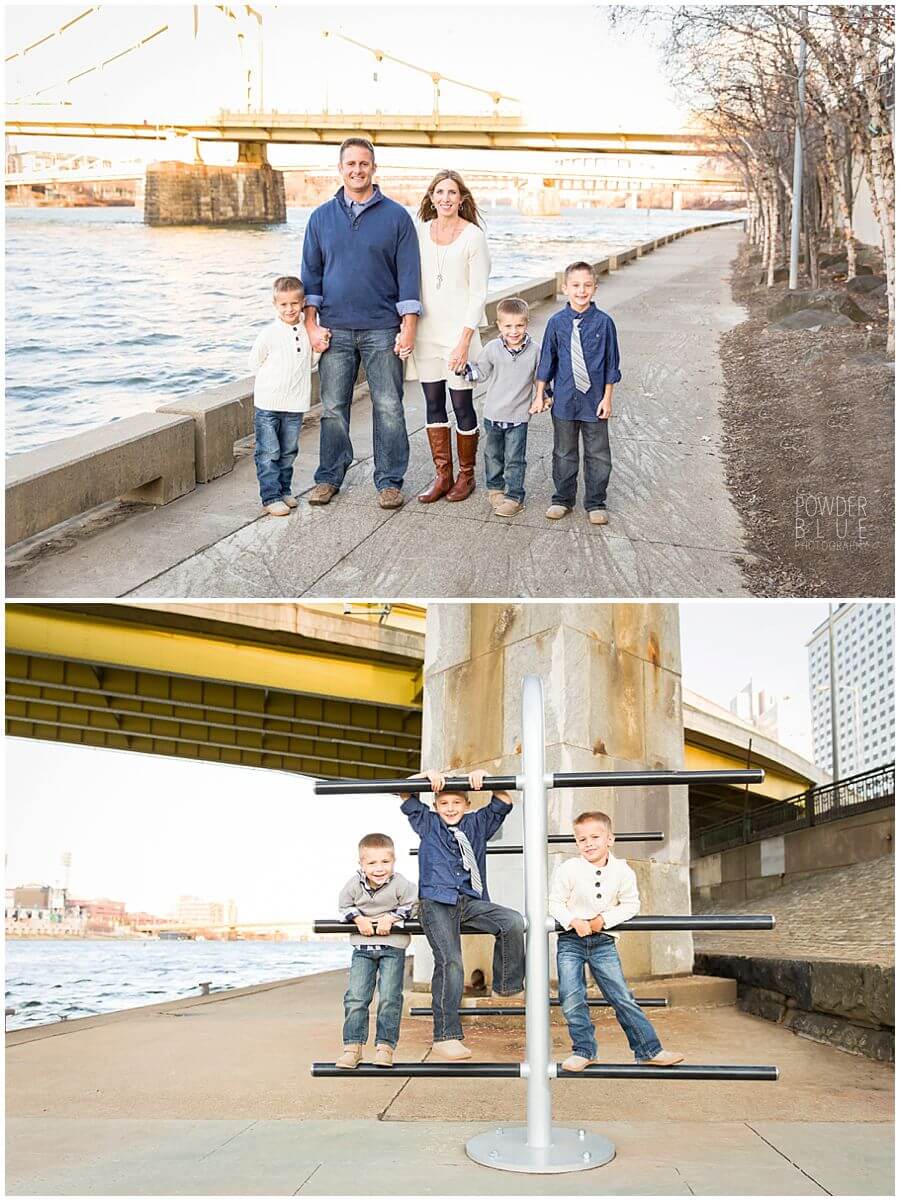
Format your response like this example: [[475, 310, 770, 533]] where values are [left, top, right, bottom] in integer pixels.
[[6, 605, 422, 780]]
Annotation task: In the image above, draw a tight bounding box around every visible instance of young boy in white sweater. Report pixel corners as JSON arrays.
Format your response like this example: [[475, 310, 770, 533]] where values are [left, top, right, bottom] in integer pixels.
[[248, 275, 327, 516], [549, 810, 683, 1071]]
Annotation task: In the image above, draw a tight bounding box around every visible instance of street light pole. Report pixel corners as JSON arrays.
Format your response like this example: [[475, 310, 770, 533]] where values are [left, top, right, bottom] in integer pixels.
[[788, 7, 808, 290]]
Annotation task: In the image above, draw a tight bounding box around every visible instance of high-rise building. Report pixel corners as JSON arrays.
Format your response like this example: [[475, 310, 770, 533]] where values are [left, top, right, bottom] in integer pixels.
[[807, 603, 895, 777], [729, 679, 779, 741]]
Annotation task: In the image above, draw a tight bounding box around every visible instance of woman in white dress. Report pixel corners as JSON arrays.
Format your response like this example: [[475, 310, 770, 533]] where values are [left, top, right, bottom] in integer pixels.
[[407, 170, 491, 502]]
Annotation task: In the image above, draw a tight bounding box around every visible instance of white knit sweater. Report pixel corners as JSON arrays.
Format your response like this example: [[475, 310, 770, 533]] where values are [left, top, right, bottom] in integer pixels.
[[248, 319, 319, 412], [548, 851, 641, 940]]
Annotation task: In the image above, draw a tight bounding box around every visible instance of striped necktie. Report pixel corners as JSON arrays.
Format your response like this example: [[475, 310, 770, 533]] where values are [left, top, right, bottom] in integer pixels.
[[571, 318, 592, 394], [451, 828, 483, 896]]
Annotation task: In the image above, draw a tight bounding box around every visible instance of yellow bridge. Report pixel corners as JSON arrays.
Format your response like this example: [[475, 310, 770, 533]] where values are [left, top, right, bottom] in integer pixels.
[[6, 604, 823, 833]]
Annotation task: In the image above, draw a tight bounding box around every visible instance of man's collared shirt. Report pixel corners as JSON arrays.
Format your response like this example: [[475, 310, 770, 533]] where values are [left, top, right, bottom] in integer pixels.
[[537, 302, 622, 422]]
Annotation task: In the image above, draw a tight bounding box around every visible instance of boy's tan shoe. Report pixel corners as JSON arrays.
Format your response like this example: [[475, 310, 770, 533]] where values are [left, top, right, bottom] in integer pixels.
[[335, 1045, 363, 1069], [494, 499, 523, 517], [281, 495, 299, 509], [264, 500, 291, 517], [588, 509, 609, 526], [639, 1050, 684, 1066], [308, 483, 338, 505], [432, 1039, 472, 1060], [374, 1044, 394, 1068], [487, 489, 504, 507], [561, 1054, 594, 1072], [545, 504, 571, 520]]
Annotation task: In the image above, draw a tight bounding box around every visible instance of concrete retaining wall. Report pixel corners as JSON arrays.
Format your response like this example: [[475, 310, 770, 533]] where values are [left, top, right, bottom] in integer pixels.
[[694, 951, 894, 1061], [5, 219, 739, 548], [691, 806, 895, 905]]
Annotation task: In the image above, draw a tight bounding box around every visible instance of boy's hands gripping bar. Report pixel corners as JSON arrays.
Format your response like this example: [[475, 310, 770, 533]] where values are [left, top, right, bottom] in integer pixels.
[[313, 768, 765, 795]]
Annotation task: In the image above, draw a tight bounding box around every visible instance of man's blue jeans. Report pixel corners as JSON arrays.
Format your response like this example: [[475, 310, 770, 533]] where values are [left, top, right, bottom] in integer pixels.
[[551, 415, 612, 511], [483, 419, 528, 503], [342, 945, 406, 1048], [557, 931, 662, 1060], [315, 327, 409, 492], [254, 409, 303, 504], [419, 896, 526, 1041]]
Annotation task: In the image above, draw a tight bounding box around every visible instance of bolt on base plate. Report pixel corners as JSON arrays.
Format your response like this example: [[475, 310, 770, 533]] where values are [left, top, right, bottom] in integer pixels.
[[465, 1125, 616, 1174]]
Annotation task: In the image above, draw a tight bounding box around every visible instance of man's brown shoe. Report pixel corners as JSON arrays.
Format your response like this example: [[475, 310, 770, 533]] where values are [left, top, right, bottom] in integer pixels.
[[638, 1050, 684, 1066], [378, 488, 404, 509], [308, 484, 338, 505]]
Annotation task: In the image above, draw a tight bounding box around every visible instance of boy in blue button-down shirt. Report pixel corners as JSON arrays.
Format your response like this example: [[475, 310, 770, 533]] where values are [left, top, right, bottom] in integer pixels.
[[535, 261, 622, 526], [399, 768, 525, 1060]]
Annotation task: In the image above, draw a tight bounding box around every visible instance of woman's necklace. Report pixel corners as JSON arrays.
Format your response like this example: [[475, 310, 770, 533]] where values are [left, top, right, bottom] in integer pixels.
[[433, 217, 462, 289]]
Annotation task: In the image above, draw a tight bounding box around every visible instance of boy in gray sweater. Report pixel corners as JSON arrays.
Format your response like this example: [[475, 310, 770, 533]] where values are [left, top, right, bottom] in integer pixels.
[[336, 832, 417, 1069], [458, 297, 545, 517]]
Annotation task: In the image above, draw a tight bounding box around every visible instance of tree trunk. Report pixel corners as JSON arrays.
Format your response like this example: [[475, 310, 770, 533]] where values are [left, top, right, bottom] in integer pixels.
[[822, 118, 857, 277]]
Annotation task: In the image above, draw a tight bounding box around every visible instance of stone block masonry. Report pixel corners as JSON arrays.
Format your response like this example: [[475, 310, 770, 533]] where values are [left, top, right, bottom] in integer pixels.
[[144, 160, 286, 226]]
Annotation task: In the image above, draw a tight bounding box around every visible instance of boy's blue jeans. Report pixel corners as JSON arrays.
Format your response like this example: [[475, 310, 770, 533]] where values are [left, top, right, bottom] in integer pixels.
[[254, 409, 303, 504], [557, 931, 662, 1060], [419, 896, 526, 1041], [551, 415, 612, 511], [314, 327, 409, 492], [342, 945, 406, 1048], [483, 419, 528, 503]]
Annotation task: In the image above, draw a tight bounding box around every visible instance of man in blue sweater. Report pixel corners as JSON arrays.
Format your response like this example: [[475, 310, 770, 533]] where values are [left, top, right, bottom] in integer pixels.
[[302, 137, 422, 510]]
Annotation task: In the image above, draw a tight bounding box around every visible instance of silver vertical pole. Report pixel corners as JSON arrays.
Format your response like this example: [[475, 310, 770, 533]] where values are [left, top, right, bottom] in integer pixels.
[[465, 676, 615, 1174], [788, 11, 807, 291], [522, 673, 551, 1148]]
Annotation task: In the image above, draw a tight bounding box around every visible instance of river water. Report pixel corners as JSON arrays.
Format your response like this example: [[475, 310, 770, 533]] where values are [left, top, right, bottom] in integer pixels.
[[5, 205, 739, 455], [4, 938, 351, 1031]]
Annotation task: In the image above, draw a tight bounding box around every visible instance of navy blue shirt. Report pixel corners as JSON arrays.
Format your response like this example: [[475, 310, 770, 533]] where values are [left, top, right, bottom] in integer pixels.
[[401, 794, 512, 904], [537, 302, 622, 421], [301, 186, 422, 330]]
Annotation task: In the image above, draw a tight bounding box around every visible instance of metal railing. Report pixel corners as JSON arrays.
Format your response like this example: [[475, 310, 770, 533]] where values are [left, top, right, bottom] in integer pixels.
[[692, 762, 894, 857]]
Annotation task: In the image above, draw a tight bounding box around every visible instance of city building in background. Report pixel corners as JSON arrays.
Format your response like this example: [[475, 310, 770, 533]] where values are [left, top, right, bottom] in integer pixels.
[[807, 604, 895, 777], [174, 895, 236, 926], [729, 679, 780, 742]]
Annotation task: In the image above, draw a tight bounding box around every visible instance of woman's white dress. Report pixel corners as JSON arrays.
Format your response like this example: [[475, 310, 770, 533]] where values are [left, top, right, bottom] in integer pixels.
[[407, 219, 491, 389]]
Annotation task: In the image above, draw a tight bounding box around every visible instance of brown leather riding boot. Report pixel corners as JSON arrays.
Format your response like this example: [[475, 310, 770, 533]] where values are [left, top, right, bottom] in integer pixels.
[[418, 425, 454, 503], [445, 429, 478, 501]]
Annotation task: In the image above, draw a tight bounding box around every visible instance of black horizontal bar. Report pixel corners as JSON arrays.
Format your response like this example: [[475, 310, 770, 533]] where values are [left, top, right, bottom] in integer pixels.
[[313, 769, 764, 795], [311, 1062, 778, 1080], [409, 998, 668, 1016], [409, 832, 665, 856], [314, 915, 774, 935]]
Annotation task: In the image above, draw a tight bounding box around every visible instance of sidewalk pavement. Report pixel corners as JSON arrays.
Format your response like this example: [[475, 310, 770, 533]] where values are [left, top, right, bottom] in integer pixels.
[[6, 968, 893, 1194], [6, 225, 753, 599]]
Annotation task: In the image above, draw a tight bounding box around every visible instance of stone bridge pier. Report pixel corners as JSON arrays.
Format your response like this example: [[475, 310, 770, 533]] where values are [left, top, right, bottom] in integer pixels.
[[413, 603, 692, 994], [144, 139, 285, 227]]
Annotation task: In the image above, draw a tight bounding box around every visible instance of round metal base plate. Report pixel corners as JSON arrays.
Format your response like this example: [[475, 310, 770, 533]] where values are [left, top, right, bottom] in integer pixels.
[[466, 1125, 616, 1174]]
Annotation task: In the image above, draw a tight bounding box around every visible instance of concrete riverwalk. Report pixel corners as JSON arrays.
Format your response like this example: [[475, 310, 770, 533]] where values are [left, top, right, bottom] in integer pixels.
[[6, 224, 753, 599], [6, 968, 893, 1195]]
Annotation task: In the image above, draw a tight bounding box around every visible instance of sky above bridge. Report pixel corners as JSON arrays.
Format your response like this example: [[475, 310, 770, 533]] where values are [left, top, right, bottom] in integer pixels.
[[6, 601, 831, 922], [6, 3, 691, 165]]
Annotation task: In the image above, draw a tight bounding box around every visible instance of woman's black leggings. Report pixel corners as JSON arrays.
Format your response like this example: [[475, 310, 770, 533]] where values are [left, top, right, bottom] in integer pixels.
[[422, 380, 478, 433]]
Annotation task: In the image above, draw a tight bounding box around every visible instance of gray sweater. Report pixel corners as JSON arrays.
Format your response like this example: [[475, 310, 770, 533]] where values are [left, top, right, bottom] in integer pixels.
[[468, 335, 540, 423], [338, 871, 417, 949]]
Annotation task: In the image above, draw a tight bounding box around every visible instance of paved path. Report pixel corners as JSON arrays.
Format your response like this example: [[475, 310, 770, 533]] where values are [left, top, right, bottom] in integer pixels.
[[6, 226, 752, 599], [6, 967, 893, 1194]]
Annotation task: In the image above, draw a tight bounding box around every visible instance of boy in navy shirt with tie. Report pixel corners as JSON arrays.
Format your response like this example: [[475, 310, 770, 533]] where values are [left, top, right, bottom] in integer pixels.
[[399, 768, 525, 1060], [534, 261, 622, 526]]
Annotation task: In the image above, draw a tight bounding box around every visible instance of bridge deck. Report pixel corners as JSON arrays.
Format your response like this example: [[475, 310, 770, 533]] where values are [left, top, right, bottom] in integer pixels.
[[6, 224, 752, 600]]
